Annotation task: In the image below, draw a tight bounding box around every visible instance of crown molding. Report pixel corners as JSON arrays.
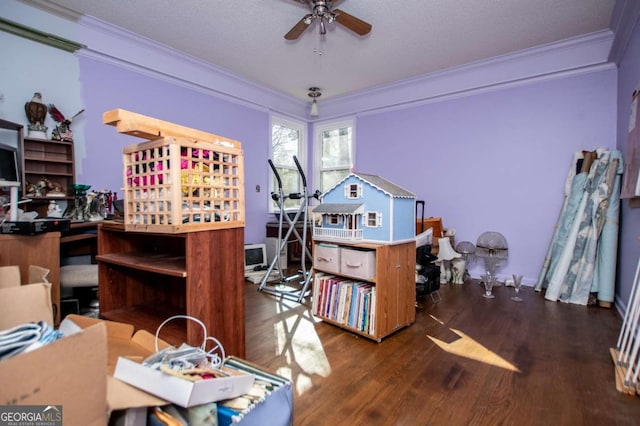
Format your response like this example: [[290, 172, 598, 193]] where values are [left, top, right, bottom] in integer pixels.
[[318, 30, 615, 120], [75, 15, 309, 120], [608, 0, 640, 65], [9, 1, 619, 123]]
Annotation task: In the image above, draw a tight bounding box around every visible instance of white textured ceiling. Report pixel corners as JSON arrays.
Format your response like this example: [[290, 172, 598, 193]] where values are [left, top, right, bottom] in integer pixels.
[[34, 0, 615, 101]]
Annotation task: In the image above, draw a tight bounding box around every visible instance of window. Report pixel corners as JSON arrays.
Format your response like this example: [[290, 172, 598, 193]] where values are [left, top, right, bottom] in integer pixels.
[[271, 116, 306, 211], [314, 119, 354, 193], [365, 211, 381, 228], [328, 214, 341, 225], [344, 183, 362, 199]]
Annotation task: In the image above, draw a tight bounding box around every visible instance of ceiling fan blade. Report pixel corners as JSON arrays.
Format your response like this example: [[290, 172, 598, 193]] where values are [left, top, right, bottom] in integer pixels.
[[285, 15, 312, 40], [333, 8, 372, 36]]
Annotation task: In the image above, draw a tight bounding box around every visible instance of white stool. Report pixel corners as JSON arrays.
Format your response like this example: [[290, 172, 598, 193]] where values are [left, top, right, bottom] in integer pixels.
[[60, 264, 99, 317]]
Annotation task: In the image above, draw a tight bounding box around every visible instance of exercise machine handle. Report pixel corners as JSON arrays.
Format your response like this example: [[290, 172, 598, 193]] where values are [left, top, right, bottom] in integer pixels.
[[293, 155, 307, 188], [268, 159, 282, 190]]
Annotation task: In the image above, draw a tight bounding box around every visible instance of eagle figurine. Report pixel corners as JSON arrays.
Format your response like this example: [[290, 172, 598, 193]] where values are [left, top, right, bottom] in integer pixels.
[[49, 104, 84, 142], [24, 92, 48, 136]]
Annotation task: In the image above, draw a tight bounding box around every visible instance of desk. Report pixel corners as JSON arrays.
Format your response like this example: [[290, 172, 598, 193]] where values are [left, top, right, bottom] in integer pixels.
[[0, 222, 99, 326], [61, 221, 98, 259], [266, 221, 312, 264]]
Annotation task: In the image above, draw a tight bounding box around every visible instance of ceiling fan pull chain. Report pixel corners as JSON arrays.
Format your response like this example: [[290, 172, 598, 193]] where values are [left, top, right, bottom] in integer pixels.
[[314, 30, 325, 56]]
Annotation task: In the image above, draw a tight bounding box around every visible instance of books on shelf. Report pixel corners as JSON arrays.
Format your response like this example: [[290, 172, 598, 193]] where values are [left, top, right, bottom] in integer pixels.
[[312, 273, 376, 335]]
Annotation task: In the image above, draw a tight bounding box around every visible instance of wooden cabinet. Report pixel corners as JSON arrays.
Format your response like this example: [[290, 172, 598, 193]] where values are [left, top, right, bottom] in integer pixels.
[[0, 232, 61, 325], [311, 239, 415, 342], [96, 222, 246, 357], [20, 136, 75, 215]]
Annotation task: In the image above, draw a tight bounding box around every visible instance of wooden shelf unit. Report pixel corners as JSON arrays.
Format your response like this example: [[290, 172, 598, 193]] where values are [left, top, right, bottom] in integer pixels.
[[312, 239, 416, 342], [96, 222, 246, 357], [21, 136, 75, 197]]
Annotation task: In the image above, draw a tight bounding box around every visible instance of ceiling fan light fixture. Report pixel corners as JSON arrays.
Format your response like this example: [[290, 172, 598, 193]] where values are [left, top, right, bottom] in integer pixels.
[[284, 1, 372, 40], [308, 87, 321, 116]]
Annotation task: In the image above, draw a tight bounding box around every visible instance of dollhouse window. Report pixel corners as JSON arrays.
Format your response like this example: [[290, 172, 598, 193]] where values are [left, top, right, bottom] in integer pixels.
[[365, 211, 381, 227], [344, 183, 362, 199], [328, 214, 341, 225]]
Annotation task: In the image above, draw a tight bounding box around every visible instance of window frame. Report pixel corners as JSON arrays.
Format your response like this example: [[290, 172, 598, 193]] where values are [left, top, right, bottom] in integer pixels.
[[313, 118, 355, 194], [344, 183, 362, 199], [364, 211, 382, 228], [269, 115, 307, 213], [328, 214, 341, 226]]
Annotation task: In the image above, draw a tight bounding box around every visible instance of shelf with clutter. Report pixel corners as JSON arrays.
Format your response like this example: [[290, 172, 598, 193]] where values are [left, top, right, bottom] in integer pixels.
[[96, 109, 246, 356], [21, 93, 84, 212]]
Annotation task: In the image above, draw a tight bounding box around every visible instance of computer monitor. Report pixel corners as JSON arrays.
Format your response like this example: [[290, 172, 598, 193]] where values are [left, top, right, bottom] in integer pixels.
[[244, 243, 267, 272], [0, 142, 19, 183]]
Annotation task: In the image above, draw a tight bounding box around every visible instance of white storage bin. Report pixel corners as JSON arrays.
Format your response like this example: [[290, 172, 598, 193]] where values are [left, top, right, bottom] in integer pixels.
[[314, 243, 341, 274], [340, 248, 376, 280]]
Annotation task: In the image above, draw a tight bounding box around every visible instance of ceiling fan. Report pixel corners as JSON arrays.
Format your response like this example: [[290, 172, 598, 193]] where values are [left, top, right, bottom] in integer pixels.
[[284, 0, 372, 40]]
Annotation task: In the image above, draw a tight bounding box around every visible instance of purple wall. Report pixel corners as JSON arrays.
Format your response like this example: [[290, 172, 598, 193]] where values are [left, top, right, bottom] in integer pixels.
[[71, 41, 630, 304], [356, 69, 617, 284], [77, 57, 270, 244], [616, 17, 640, 311]]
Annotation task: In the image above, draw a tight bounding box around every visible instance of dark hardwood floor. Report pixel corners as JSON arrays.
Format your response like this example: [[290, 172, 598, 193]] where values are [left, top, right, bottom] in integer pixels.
[[244, 280, 640, 425]]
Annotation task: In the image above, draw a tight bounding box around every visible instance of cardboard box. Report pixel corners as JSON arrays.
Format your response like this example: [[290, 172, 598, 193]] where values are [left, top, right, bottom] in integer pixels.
[[0, 283, 108, 426], [71, 315, 254, 409], [64, 315, 170, 413], [0, 323, 108, 426], [0, 265, 53, 328], [416, 217, 442, 239], [0, 276, 163, 425], [114, 355, 255, 408], [0, 277, 255, 421], [0, 282, 53, 329]]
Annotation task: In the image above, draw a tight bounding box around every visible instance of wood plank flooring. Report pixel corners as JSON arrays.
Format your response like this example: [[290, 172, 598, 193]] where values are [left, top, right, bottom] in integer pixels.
[[244, 280, 640, 425]]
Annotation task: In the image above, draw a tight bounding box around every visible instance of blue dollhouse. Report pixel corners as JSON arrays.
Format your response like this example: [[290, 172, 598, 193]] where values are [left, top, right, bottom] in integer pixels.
[[312, 173, 416, 243]]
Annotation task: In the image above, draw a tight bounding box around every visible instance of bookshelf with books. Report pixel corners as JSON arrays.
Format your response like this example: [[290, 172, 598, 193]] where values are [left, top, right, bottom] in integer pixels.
[[312, 239, 416, 342]]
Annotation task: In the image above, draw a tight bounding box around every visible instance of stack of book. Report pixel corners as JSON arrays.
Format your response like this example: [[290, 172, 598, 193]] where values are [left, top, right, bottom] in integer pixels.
[[312, 273, 376, 335]]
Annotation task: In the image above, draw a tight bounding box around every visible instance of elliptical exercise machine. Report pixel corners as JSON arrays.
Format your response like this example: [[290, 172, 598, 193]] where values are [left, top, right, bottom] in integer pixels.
[[258, 155, 319, 302]]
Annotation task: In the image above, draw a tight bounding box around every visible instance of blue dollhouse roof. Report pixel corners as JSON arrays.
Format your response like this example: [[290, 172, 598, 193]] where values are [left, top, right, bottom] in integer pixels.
[[322, 172, 416, 199]]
